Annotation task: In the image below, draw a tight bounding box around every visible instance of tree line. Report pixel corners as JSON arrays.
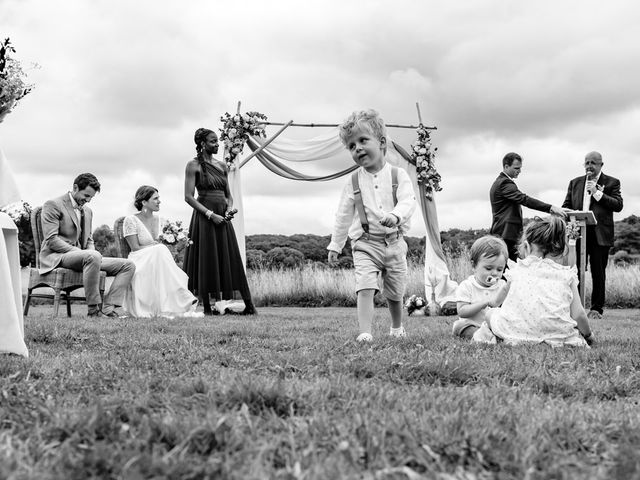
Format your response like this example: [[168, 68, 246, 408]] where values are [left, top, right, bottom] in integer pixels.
[[14, 213, 640, 269]]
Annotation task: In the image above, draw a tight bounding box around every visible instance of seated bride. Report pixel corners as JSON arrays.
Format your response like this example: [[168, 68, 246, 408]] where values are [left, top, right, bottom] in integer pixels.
[[122, 185, 202, 318]]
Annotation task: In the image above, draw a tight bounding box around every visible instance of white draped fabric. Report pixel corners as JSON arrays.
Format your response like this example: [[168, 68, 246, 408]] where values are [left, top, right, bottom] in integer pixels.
[[0, 147, 21, 206], [385, 145, 458, 305], [1, 146, 28, 357], [242, 128, 343, 165], [233, 130, 457, 305]]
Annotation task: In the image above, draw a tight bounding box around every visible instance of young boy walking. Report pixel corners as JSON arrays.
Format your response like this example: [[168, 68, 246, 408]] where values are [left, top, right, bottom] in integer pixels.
[[327, 110, 417, 342]]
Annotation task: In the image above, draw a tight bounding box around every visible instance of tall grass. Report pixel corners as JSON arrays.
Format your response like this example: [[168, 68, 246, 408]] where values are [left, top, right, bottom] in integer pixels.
[[248, 251, 640, 309]]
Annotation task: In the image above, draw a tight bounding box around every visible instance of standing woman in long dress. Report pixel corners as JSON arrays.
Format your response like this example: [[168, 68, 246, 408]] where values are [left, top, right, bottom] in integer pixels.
[[183, 128, 257, 315]]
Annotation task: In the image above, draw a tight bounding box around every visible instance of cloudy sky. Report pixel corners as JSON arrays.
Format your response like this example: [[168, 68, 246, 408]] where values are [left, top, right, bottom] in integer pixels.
[[3, 0, 639, 237]]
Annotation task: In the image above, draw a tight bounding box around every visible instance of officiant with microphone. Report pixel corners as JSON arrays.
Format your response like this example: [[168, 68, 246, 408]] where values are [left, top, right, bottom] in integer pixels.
[[562, 151, 623, 319]]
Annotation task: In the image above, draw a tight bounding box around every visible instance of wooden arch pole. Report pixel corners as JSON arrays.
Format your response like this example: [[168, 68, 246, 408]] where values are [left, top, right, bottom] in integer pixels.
[[238, 120, 294, 169], [416, 102, 423, 125]]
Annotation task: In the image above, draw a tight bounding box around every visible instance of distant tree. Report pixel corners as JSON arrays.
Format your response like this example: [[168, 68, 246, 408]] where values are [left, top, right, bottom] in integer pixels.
[[93, 224, 118, 257], [266, 247, 305, 269], [613, 215, 640, 254], [246, 249, 267, 270]]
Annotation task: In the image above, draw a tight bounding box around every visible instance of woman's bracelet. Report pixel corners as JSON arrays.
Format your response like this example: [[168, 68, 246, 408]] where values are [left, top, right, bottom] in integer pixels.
[[205, 210, 213, 219]]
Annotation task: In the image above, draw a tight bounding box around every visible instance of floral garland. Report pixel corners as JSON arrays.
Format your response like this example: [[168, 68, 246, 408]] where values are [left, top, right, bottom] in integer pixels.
[[410, 124, 441, 200], [219, 111, 268, 169], [0, 38, 34, 119]]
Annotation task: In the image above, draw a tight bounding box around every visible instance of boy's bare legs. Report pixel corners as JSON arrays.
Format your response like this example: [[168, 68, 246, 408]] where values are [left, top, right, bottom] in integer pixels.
[[388, 299, 403, 329], [357, 289, 375, 334]]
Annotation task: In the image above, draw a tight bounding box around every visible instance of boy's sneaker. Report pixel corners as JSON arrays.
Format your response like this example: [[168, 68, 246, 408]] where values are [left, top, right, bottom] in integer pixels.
[[389, 326, 406, 338], [356, 333, 373, 343]]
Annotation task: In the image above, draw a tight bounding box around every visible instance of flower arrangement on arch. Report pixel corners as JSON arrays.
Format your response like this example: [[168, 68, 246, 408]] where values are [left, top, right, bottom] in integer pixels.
[[0, 38, 35, 120], [404, 294, 426, 316], [158, 219, 187, 245], [219, 111, 268, 169], [410, 124, 441, 200]]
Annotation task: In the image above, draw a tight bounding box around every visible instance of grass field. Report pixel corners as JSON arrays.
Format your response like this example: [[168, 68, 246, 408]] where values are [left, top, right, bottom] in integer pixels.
[[2, 306, 640, 479]]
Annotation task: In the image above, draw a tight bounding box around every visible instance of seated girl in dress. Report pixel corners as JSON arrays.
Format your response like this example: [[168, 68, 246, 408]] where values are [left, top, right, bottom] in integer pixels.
[[123, 185, 201, 318], [480, 216, 595, 346]]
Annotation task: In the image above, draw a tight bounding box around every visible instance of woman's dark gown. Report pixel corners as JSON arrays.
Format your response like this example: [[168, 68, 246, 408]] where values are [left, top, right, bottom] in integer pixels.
[[183, 160, 251, 301]]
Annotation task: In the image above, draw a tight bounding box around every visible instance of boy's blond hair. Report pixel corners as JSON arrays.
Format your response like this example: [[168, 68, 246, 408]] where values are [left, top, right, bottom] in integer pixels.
[[338, 109, 388, 152]]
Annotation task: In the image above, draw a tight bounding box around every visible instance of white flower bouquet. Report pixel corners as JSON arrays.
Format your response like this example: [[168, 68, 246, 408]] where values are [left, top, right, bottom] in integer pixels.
[[219, 111, 268, 169], [158, 219, 187, 245], [410, 124, 441, 200]]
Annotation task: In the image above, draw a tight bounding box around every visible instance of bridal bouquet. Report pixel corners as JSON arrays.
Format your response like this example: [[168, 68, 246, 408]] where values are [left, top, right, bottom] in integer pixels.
[[0, 38, 35, 119], [410, 124, 441, 200], [158, 219, 187, 245], [404, 294, 426, 316], [219, 111, 268, 169]]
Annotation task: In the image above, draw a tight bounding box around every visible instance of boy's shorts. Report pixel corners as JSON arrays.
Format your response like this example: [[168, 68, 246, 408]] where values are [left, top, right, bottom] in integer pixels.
[[351, 233, 407, 301]]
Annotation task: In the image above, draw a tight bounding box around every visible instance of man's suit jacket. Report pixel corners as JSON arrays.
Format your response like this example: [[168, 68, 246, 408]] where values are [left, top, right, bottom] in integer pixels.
[[562, 172, 623, 247], [39, 194, 94, 274], [490, 172, 552, 242]]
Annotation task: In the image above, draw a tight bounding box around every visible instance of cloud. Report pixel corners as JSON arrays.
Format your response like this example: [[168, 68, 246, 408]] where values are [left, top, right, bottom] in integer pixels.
[[2, 0, 638, 239]]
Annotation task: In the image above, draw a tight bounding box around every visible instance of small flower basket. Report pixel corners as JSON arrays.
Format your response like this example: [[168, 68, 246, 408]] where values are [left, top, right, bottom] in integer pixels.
[[405, 294, 426, 316], [566, 220, 581, 246]]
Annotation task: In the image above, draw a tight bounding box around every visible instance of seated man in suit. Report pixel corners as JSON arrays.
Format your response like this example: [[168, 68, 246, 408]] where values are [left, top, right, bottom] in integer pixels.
[[40, 173, 135, 317], [562, 151, 623, 319], [490, 152, 565, 261]]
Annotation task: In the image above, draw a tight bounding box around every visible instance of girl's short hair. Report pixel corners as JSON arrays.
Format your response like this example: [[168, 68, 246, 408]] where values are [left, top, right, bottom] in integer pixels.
[[520, 216, 567, 257], [470, 235, 509, 267], [338, 109, 388, 148], [134, 185, 158, 211]]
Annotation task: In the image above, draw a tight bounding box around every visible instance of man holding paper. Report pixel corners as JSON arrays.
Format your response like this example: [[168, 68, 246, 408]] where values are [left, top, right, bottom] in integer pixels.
[[562, 151, 623, 319]]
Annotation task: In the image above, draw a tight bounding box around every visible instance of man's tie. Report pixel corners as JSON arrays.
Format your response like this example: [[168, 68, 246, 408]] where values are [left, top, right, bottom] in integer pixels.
[[78, 207, 85, 248]]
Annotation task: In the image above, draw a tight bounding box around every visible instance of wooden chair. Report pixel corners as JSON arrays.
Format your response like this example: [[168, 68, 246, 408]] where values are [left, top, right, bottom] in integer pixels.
[[113, 216, 131, 258], [23, 205, 106, 317]]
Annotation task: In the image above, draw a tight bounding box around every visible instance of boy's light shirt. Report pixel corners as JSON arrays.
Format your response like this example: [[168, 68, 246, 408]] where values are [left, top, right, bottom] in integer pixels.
[[328, 163, 416, 252]]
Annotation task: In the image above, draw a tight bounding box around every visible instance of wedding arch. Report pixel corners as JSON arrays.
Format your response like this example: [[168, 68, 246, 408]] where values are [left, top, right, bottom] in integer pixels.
[[223, 102, 458, 306]]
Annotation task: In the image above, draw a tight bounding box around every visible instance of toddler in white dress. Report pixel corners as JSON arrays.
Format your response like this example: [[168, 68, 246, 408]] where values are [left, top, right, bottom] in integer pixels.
[[483, 216, 595, 347]]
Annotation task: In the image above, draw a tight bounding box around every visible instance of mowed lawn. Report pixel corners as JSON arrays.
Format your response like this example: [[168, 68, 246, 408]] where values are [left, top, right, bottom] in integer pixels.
[[2, 307, 640, 479]]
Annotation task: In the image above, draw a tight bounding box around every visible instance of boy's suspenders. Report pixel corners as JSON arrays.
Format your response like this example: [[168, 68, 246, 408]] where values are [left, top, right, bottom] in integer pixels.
[[351, 166, 398, 234]]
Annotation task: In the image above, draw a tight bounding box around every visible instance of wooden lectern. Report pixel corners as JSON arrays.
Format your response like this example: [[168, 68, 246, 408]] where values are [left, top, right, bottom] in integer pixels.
[[567, 211, 597, 306]]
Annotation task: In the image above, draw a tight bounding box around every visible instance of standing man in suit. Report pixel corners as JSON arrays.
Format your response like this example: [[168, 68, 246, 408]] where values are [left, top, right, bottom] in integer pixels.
[[40, 173, 135, 317], [490, 152, 566, 261], [562, 151, 623, 319]]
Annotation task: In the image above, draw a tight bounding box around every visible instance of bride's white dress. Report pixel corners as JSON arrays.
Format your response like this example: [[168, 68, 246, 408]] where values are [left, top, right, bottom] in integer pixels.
[[123, 215, 200, 318]]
